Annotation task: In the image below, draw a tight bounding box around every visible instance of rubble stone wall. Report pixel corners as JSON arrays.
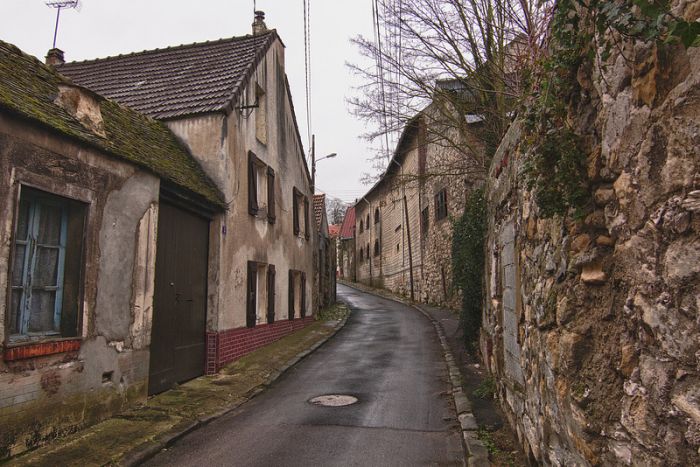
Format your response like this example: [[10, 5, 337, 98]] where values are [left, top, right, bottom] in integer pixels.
[[482, 6, 700, 464]]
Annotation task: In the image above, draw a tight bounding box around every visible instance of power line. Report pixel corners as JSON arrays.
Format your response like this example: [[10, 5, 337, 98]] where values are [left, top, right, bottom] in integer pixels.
[[372, 0, 391, 163], [303, 0, 313, 153]]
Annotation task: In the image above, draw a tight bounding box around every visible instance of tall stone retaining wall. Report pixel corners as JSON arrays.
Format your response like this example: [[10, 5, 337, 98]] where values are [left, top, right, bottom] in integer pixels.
[[482, 7, 700, 465]]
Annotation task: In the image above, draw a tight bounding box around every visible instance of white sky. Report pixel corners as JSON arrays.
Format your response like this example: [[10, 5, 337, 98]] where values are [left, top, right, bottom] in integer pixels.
[[0, 0, 377, 203]]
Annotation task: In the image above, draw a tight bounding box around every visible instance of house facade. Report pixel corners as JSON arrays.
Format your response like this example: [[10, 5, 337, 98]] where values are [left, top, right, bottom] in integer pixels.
[[0, 41, 224, 457], [59, 13, 316, 377], [351, 106, 484, 309], [313, 194, 336, 309], [337, 206, 356, 281]]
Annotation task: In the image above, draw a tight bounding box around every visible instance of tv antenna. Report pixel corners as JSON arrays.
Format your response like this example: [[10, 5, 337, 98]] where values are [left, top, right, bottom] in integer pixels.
[[45, 1, 81, 49]]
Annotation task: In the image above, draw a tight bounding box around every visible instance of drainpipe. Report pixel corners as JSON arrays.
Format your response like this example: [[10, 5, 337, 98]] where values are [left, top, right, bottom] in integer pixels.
[[390, 159, 415, 302], [360, 197, 372, 284]]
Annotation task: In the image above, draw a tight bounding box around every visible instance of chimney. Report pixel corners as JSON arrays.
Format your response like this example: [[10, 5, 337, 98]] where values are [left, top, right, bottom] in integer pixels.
[[252, 10, 267, 35], [45, 48, 65, 67]]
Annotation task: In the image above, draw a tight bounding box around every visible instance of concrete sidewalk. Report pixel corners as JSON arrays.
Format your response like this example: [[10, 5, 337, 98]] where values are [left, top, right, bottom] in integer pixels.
[[7, 306, 349, 467]]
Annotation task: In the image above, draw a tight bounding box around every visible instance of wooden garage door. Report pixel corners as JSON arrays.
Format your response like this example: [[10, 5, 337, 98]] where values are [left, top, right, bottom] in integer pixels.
[[148, 201, 209, 395]]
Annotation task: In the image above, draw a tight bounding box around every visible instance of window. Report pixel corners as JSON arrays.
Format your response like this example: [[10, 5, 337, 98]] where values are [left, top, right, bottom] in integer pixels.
[[374, 208, 380, 224], [246, 261, 276, 327], [366, 214, 369, 228], [287, 270, 306, 319], [9, 187, 86, 341], [248, 151, 275, 223], [421, 206, 430, 237], [255, 83, 267, 144], [359, 219, 364, 233], [373, 239, 380, 257], [366, 244, 370, 260], [292, 188, 309, 239], [435, 188, 448, 221]]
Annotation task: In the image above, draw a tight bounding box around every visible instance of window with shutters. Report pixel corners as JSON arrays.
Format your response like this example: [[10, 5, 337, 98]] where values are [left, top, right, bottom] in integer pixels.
[[292, 188, 309, 240], [247, 261, 275, 327], [435, 188, 448, 221], [8, 187, 86, 342], [248, 152, 275, 223]]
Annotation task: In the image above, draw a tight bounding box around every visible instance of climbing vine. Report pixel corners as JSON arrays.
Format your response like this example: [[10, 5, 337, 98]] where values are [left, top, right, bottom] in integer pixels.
[[522, 0, 699, 218], [452, 189, 486, 351]]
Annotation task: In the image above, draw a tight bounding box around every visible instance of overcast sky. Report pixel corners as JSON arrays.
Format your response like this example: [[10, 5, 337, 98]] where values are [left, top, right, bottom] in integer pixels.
[[0, 0, 377, 203]]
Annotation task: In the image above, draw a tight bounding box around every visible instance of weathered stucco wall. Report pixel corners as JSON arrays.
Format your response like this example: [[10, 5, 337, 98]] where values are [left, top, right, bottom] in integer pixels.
[[0, 115, 157, 458], [166, 38, 315, 332], [482, 9, 700, 464]]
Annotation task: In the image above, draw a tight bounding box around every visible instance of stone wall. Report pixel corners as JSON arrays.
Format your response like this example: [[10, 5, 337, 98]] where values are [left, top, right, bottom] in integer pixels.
[[481, 6, 700, 465]]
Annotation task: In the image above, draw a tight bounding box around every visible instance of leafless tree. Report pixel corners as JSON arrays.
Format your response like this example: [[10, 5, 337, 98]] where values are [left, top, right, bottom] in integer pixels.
[[326, 196, 350, 225], [349, 0, 555, 180]]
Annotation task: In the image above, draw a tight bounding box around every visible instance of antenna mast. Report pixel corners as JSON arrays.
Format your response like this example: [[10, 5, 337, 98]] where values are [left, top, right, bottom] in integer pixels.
[[45, 1, 80, 49]]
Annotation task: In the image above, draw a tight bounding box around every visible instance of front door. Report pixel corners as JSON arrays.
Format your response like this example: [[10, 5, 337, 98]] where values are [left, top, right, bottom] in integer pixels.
[[148, 201, 209, 395]]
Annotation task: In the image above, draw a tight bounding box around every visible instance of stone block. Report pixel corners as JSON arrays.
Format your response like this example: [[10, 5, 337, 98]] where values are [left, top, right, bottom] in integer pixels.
[[581, 261, 607, 284]]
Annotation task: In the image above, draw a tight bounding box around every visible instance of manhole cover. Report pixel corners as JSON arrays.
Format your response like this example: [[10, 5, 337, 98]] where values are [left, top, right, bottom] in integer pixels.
[[309, 394, 358, 407]]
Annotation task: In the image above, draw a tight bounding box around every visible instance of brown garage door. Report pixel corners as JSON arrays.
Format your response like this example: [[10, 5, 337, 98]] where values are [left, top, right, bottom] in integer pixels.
[[148, 201, 209, 395]]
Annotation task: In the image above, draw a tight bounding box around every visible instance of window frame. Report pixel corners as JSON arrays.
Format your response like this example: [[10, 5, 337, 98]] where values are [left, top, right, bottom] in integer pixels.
[[7, 185, 88, 344], [435, 188, 448, 221]]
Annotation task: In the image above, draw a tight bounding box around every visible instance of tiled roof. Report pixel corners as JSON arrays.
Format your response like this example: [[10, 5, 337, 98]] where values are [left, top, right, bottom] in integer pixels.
[[328, 224, 340, 238], [339, 206, 356, 239], [313, 194, 326, 231], [0, 41, 225, 208], [58, 32, 276, 119]]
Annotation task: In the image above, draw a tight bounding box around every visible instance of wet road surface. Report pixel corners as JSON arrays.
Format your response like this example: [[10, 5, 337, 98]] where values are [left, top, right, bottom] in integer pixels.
[[143, 283, 463, 466]]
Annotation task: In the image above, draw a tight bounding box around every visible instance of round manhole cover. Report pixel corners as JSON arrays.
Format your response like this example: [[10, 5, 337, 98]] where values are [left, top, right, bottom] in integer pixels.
[[309, 394, 358, 407]]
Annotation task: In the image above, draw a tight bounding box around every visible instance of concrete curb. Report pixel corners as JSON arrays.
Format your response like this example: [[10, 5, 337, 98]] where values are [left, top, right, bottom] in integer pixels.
[[338, 281, 489, 467], [122, 314, 350, 466]]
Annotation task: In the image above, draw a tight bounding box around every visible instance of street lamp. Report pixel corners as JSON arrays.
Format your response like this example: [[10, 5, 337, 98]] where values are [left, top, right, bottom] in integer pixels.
[[311, 134, 337, 192]]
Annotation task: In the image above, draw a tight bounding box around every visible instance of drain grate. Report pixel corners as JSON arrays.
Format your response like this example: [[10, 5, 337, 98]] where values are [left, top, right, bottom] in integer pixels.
[[309, 394, 358, 407]]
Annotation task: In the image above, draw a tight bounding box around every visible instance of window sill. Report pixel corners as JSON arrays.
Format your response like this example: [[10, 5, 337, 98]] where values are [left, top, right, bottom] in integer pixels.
[[3, 338, 82, 361]]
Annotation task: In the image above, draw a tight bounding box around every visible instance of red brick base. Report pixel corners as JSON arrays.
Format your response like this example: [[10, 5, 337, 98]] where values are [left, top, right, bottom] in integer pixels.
[[205, 317, 314, 374]]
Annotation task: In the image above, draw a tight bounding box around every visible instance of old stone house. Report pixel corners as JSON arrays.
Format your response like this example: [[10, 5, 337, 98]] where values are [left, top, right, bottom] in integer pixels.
[[352, 105, 484, 308], [58, 13, 316, 380], [481, 7, 700, 465], [0, 40, 225, 457], [313, 194, 336, 308], [337, 206, 356, 281]]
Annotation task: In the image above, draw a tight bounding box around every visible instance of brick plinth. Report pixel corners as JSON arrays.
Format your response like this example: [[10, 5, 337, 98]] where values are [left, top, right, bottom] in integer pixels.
[[205, 317, 314, 374]]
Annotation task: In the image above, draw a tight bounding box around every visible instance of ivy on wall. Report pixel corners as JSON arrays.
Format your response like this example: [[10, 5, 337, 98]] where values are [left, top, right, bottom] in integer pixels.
[[451, 189, 486, 351], [522, 0, 699, 218]]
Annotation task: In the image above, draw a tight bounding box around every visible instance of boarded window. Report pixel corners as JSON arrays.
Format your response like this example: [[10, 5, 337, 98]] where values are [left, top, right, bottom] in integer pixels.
[[288, 269, 295, 320], [246, 261, 258, 328], [10, 187, 86, 340], [435, 188, 448, 221]]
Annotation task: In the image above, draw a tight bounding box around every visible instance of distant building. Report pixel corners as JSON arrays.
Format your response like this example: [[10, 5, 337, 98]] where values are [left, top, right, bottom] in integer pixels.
[[337, 206, 356, 281], [313, 194, 336, 308]]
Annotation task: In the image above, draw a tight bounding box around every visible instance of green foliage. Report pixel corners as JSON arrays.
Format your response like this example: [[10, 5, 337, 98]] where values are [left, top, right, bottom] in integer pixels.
[[522, 0, 698, 218], [452, 189, 486, 350], [473, 377, 496, 399]]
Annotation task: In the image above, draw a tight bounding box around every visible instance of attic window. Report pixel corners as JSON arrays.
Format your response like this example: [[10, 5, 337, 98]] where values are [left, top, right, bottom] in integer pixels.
[[255, 83, 267, 144]]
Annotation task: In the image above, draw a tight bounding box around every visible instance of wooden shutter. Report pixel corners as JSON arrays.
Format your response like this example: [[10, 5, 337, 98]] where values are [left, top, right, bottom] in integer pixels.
[[303, 197, 310, 240], [292, 189, 300, 235], [267, 265, 276, 323], [288, 270, 295, 320], [267, 167, 276, 224], [248, 152, 258, 216], [300, 272, 306, 317], [246, 261, 257, 327]]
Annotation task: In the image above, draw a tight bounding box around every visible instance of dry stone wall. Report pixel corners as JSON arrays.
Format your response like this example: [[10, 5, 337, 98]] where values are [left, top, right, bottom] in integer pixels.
[[482, 5, 700, 465]]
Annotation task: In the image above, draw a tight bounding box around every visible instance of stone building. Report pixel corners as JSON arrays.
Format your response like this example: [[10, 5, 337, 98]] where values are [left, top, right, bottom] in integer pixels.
[[481, 5, 700, 464], [313, 194, 336, 308], [352, 106, 484, 309], [337, 206, 356, 281], [58, 12, 317, 378], [0, 40, 224, 457]]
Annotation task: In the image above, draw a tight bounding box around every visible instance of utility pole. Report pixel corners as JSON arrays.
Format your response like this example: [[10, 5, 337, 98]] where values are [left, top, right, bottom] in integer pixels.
[[311, 134, 316, 192], [391, 159, 415, 302]]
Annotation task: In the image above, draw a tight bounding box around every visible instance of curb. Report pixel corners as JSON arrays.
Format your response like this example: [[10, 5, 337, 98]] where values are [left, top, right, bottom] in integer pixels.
[[122, 313, 350, 466], [338, 281, 489, 467]]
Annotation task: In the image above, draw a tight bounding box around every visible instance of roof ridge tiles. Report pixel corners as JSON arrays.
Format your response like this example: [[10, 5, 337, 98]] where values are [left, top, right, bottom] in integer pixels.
[[62, 31, 275, 66]]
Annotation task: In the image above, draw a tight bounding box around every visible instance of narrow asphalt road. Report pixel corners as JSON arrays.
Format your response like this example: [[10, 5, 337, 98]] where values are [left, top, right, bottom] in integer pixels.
[[143, 284, 463, 466]]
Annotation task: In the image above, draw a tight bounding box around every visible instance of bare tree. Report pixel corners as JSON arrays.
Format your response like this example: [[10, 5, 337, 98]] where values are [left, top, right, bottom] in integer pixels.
[[349, 0, 555, 178], [326, 197, 350, 225]]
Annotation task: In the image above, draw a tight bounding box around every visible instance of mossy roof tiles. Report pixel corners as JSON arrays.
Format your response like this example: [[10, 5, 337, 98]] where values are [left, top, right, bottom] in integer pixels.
[[58, 32, 276, 119], [0, 40, 225, 208]]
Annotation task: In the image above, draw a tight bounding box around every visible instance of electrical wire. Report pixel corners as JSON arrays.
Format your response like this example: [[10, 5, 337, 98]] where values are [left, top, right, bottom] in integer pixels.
[[303, 0, 313, 153]]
